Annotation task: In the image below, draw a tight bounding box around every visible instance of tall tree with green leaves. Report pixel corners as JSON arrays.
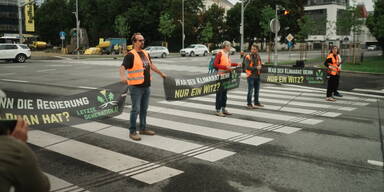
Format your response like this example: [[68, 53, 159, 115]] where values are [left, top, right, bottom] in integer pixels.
[[367, 0, 384, 56], [201, 4, 226, 46], [114, 14, 130, 39], [158, 12, 176, 43], [200, 22, 213, 43], [259, 5, 275, 50]]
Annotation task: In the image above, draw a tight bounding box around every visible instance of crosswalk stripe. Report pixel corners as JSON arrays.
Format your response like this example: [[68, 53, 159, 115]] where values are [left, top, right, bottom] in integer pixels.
[[72, 122, 235, 162], [136, 106, 301, 134], [267, 86, 382, 100], [215, 94, 356, 111], [114, 114, 274, 147], [353, 88, 384, 94], [28, 130, 183, 184], [231, 90, 369, 106], [189, 97, 341, 117], [237, 87, 369, 106], [46, 173, 88, 192], [158, 100, 322, 125]]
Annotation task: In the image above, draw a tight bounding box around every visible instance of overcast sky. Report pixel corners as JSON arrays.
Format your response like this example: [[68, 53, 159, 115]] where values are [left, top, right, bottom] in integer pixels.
[[229, 0, 374, 11]]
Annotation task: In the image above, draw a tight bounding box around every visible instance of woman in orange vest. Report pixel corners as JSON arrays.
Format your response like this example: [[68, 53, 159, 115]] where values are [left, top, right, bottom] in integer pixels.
[[213, 41, 239, 117], [325, 46, 341, 101], [245, 44, 264, 109], [119, 33, 166, 141]]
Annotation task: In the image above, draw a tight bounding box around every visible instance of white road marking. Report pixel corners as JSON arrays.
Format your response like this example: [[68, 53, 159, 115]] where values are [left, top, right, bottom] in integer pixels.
[[219, 94, 356, 111], [231, 90, 369, 106], [46, 173, 88, 192], [37, 69, 57, 73], [48, 64, 73, 67], [352, 88, 384, 94], [77, 86, 99, 90], [0, 73, 15, 76], [367, 160, 384, 167], [158, 100, 322, 125], [73, 122, 235, 162], [190, 96, 341, 117], [3, 66, 25, 68], [114, 114, 274, 147], [28, 130, 183, 184], [0, 79, 29, 83], [132, 106, 301, 134]]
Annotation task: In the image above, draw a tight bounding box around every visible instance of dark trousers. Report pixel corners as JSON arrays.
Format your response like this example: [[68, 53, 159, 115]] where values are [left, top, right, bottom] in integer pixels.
[[215, 88, 227, 112], [247, 76, 261, 105], [327, 75, 339, 97], [334, 74, 340, 94]]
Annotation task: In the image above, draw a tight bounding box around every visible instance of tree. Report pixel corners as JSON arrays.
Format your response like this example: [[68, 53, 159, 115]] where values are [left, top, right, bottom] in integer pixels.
[[35, 0, 74, 45], [259, 5, 275, 50], [114, 14, 130, 39], [158, 13, 176, 42], [200, 22, 213, 43], [201, 4, 226, 46], [367, 0, 384, 56]]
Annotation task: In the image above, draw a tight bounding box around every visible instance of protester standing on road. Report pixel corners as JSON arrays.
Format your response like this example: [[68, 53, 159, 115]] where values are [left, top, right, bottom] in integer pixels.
[[333, 50, 343, 97], [325, 46, 341, 101], [119, 33, 167, 141], [0, 118, 50, 192], [244, 44, 264, 109], [213, 41, 239, 117]]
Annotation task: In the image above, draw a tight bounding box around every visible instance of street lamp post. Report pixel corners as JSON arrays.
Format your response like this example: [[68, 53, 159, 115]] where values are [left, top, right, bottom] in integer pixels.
[[240, 0, 250, 56], [76, 0, 80, 57], [274, 4, 278, 66], [18, 0, 23, 43]]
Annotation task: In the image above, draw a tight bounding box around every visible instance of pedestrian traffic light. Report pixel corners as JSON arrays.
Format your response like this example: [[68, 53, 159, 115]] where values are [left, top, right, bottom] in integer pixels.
[[283, 10, 290, 15]]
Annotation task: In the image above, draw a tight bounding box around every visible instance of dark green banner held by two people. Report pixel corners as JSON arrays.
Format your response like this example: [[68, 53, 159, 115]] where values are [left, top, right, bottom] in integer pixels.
[[0, 83, 128, 128], [163, 68, 242, 101]]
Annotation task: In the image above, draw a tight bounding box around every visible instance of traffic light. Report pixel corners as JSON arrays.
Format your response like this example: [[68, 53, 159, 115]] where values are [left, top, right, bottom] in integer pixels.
[[278, 9, 290, 16]]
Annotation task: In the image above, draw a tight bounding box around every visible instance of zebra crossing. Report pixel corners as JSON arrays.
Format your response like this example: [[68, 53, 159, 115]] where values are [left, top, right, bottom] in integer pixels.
[[27, 85, 377, 191]]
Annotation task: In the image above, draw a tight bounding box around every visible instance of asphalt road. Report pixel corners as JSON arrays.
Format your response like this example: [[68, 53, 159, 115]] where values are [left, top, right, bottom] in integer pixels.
[[0, 55, 383, 192]]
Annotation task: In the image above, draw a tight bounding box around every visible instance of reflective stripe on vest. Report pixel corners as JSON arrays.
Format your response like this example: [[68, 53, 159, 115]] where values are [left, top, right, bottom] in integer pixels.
[[127, 49, 152, 85], [217, 50, 231, 74], [245, 54, 261, 77], [326, 53, 339, 76]]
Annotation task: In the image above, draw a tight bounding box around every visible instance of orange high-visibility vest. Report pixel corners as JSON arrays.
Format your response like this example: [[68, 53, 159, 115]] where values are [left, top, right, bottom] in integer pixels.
[[326, 53, 339, 76], [127, 49, 152, 85], [217, 50, 231, 74], [245, 54, 262, 77]]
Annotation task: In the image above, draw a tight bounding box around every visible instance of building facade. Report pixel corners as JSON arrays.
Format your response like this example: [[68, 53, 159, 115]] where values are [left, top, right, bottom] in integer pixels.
[[204, 0, 234, 13], [0, 0, 18, 35]]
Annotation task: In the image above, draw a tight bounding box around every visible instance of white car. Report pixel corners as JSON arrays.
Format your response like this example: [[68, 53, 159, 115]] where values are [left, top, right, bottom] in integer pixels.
[[0, 44, 31, 63], [211, 47, 236, 55], [367, 45, 377, 51], [145, 46, 169, 58], [180, 44, 209, 57]]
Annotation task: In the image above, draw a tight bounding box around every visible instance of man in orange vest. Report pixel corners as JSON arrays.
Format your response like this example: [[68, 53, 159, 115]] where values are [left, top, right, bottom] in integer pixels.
[[119, 33, 166, 141], [213, 41, 239, 117], [244, 44, 264, 109], [325, 46, 340, 101]]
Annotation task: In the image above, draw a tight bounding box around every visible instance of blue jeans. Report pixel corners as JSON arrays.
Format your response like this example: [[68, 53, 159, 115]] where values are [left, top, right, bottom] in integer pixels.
[[128, 86, 150, 134], [247, 76, 261, 105], [215, 88, 227, 112]]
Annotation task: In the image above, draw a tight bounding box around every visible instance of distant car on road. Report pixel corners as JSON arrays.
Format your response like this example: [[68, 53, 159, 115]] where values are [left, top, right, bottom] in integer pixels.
[[145, 46, 169, 58], [211, 47, 236, 55], [367, 45, 378, 51], [0, 43, 31, 63], [180, 44, 209, 57]]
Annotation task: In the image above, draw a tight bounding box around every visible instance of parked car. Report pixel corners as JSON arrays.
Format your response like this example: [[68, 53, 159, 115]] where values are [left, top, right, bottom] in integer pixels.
[[0, 44, 31, 63], [211, 47, 236, 55], [145, 46, 169, 58], [180, 44, 209, 57], [367, 45, 378, 51]]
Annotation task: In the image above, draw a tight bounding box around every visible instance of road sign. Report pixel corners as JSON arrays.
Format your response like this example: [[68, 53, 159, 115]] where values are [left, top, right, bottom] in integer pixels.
[[270, 18, 280, 34], [59, 31, 66, 39], [286, 33, 294, 42]]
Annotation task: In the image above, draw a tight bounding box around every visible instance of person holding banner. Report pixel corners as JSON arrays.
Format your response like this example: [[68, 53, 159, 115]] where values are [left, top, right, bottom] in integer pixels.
[[325, 46, 341, 101], [213, 41, 240, 117], [0, 118, 50, 192], [119, 33, 167, 141], [333, 50, 343, 97], [244, 44, 264, 109]]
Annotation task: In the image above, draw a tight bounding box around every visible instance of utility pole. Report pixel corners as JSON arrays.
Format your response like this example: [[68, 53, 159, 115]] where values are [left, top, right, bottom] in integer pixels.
[[274, 4, 278, 66], [76, 0, 80, 58], [182, 0, 184, 49], [240, 0, 244, 54], [18, 0, 23, 43]]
